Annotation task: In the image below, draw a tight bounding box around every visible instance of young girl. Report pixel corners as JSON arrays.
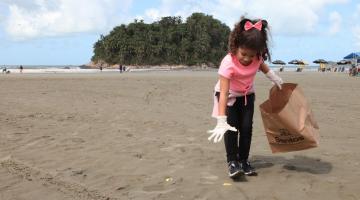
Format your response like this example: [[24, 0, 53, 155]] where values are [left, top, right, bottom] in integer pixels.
[[207, 17, 283, 178]]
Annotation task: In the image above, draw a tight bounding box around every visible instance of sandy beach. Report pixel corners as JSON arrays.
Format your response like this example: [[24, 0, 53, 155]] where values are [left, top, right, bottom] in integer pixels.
[[0, 71, 359, 200]]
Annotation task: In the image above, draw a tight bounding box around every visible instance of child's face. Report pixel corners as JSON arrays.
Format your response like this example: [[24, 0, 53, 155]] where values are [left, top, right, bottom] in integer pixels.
[[236, 47, 257, 66]]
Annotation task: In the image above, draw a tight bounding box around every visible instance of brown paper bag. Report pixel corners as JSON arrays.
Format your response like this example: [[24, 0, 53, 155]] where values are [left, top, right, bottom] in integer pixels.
[[259, 83, 320, 153]]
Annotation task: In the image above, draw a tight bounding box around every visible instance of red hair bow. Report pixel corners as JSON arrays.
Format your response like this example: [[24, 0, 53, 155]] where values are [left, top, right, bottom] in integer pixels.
[[244, 20, 262, 31]]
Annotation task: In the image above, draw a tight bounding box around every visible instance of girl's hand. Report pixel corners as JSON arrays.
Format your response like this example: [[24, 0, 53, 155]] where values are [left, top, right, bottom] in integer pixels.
[[207, 116, 237, 143], [265, 70, 283, 89]]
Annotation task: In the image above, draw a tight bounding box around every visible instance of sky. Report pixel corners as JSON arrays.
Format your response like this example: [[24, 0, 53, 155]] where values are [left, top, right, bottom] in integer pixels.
[[0, 0, 359, 65]]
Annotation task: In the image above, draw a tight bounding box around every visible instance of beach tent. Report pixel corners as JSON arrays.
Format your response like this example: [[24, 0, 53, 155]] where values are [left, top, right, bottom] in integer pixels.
[[343, 52, 360, 64]]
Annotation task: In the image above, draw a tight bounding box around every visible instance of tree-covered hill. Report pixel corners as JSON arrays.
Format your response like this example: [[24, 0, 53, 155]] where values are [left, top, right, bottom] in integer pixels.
[[91, 13, 230, 67]]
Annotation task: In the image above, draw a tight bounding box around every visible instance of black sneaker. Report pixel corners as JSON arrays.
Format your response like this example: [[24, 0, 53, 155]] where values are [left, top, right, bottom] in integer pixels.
[[240, 160, 256, 176], [228, 161, 243, 178]]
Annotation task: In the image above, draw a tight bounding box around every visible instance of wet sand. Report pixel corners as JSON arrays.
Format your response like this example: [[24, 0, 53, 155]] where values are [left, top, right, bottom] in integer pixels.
[[0, 71, 359, 200]]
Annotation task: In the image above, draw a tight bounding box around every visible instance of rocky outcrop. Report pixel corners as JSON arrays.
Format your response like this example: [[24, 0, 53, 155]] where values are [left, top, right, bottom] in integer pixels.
[[79, 60, 117, 69]]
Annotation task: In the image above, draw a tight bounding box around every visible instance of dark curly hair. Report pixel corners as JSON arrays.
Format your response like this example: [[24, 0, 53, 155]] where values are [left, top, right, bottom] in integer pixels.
[[228, 16, 271, 61]]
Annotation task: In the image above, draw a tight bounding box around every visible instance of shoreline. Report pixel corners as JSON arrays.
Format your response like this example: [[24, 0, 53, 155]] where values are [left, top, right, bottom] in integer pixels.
[[1, 67, 352, 74]]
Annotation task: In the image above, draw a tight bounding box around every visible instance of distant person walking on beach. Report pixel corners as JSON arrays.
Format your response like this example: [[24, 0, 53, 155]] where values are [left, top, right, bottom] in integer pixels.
[[207, 17, 283, 179], [99, 66, 103, 72], [19, 65, 23, 73], [350, 65, 359, 76], [119, 64, 123, 73]]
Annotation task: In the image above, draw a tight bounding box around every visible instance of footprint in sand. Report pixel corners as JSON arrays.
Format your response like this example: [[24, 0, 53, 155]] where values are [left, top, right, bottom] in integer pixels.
[[13, 132, 28, 135], [61, 137, 85, 144], [160, 144, 188, 153], [142, 184, 176, 195], [143, 184, 165, 192], [251, 159, 274, 168], [199, 172, 218, 185]]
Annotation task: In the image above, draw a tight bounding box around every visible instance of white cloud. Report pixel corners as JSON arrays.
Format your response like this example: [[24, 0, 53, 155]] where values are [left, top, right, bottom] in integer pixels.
[[143, 0, 349, 35], [328, 11, 342, 35], [354, 4, 360, 18], [144, 8, 161, 22], [142, 0, 207, 23], [351, 4, 360, 48], [3, 0, 133, 40], [0, 14, 4, 23], [0, 0, 39, 9], [1, 0, 351, 40]]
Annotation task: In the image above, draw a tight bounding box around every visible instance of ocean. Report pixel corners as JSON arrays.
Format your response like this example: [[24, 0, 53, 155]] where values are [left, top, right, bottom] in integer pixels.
[[0, 65, 351, 73]]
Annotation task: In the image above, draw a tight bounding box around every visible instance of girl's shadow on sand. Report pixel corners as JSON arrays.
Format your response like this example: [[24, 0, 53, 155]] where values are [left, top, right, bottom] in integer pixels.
[[251, 155, 332, 174]]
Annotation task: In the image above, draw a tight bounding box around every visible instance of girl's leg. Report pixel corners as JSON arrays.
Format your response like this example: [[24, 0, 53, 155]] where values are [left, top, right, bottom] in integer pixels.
[[224, 101, 241, 162], [237, 93, 255, 161]]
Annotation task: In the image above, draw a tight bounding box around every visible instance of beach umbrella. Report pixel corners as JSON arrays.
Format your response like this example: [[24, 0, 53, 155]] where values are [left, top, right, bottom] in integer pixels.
[[288, 59, 299, 64], [313, 59, 328, 64], [337, 60, 351, 65], [288, 59, 305, 65], [272, 60, 286, 72], [272, 60, 286, 65], [314, 59, 328, 72], [289, 59, 307, 72]]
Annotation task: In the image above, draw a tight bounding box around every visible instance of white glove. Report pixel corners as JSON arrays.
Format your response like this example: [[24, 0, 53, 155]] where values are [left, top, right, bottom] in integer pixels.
[[207, 116, 237, 143], [265, 70, 283, 89]]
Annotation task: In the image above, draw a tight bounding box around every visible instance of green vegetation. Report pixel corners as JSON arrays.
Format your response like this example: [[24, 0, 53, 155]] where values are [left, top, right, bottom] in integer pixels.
[[91, 13, 230, 67]]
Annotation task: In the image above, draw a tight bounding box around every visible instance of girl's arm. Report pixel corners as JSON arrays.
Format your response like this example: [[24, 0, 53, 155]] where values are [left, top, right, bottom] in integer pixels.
[[218, 75, 230, 116], [207, 75, 237, 143], [259, 62, 270, 74], [261, 62, 284, 89]]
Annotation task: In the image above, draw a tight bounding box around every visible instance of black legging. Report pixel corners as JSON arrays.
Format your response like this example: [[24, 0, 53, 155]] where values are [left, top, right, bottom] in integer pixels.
[[216, 92, 255, 162]]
